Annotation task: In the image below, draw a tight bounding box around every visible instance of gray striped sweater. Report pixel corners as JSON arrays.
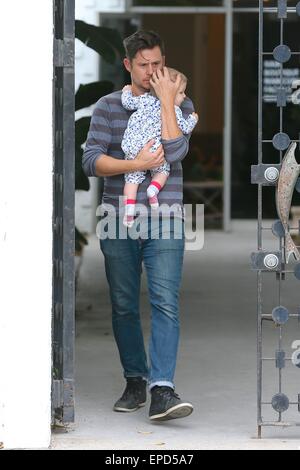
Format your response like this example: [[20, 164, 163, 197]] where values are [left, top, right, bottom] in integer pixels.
[[82, 90, 194, 219]]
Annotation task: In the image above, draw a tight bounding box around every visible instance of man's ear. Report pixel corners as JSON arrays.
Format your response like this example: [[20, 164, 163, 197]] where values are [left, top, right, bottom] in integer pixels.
[[162, 56, 166, 67], [123, 57, 132, 73]]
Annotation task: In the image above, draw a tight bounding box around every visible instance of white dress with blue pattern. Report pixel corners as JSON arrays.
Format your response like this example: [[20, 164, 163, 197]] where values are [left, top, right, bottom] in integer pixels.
[[121, 90, 197, 184]]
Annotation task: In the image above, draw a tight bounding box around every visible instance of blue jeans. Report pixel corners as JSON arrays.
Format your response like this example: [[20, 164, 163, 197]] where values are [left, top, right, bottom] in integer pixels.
[[99, 216, 185, 390]]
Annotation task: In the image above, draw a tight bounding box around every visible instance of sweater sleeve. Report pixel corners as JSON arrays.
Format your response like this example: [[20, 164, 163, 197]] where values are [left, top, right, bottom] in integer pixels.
[[82, 98, 112, 177], [162, 97, 195, 164], [161, 135, 190, 164]]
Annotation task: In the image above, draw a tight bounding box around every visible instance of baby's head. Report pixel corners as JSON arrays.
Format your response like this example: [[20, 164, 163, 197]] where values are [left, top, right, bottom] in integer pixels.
[[150, 67, 187, 106], [168, 67, 187, 106]]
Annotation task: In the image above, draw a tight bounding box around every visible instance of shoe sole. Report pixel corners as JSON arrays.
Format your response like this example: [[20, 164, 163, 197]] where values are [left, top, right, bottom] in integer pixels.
[[113, 402, 146, 413], [149, 403, 194, 421]]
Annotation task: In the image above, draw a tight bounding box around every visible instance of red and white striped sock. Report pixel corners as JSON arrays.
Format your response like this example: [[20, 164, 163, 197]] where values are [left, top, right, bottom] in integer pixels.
[[147, 181, 162, 198], [123, 198, 136, 227], [147, 182, 161, 210]]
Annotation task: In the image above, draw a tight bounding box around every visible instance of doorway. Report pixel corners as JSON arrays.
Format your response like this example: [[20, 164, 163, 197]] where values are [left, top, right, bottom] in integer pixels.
[[52, 1, 300, 447], [100, 12, 226, 228]]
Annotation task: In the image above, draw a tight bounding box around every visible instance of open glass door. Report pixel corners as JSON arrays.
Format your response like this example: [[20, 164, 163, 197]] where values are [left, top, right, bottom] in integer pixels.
[[97, 1, 231, 230], [142, 12, 226, 228]]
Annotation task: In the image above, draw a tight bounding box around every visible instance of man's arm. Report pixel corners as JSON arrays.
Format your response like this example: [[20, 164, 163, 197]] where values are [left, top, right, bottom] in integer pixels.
[[150, 67, 183, 140], [82, 98, 165, 177], [82, 98, 113, 177], [93, 143, 164, 177], [161, 135, 189, 165], [160, 98, 182, 140], [161, 100, 196, 164], [93, 154, 139, 177], [150, 68, 195, 164]]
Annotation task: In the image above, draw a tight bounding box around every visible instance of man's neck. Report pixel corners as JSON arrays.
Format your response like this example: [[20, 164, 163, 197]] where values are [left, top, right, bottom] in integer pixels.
[[131, 83, 149, 96]]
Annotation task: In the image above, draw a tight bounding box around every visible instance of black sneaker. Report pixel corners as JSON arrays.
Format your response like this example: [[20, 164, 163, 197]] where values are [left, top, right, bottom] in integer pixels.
[[113, 377, 147, 412], [149, 386, 193, 421]]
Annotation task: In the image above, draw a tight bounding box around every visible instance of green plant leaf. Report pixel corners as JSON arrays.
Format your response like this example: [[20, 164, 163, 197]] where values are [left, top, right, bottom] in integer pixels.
[[75, 80, 114, 111], [97, 26, 125, 57], [75, 227, 88, 253], [75, 145, 90, 191], [75, 20, 124, 64], [75, 117, 91, 191], [75, 227, 88, 247], [75, 116, 91, 147]]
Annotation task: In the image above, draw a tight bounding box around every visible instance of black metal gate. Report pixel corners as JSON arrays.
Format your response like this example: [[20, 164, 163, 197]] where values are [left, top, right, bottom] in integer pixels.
[[52, 0, 75, 424], [252, 0, 300, 437]]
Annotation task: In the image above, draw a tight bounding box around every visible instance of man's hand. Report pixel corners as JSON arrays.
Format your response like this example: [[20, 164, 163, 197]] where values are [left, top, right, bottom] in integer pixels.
[[134, 140, 165, 171], [150, 67, 181, 104]]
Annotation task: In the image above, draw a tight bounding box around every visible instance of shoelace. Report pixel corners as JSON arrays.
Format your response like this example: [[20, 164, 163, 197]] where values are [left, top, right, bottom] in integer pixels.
[[155, 387, 180, 400]]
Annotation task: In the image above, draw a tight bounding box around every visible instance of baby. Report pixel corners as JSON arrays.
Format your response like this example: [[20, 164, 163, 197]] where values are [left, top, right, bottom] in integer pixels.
[[121, 67, 198, 227]]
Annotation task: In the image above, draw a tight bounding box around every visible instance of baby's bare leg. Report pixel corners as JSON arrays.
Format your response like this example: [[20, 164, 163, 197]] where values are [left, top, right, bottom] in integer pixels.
[[124, 182, 139, 200], [151, 172, 169, 187]]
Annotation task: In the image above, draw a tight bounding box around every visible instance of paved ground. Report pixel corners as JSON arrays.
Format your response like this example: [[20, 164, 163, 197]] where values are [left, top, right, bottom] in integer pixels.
[[52, 220, 300, 450]]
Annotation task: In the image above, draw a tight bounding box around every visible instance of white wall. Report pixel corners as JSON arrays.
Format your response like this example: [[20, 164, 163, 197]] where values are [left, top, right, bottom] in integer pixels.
[[0, 0, 53, 449]]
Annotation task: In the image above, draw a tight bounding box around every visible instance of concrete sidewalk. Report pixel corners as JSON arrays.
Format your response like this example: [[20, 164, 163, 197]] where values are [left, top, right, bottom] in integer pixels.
[[52, 220, 300, 450]]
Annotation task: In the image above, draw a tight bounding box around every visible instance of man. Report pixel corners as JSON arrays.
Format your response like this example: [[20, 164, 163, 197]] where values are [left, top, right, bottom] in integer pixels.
[[82, 30, 195, 421]]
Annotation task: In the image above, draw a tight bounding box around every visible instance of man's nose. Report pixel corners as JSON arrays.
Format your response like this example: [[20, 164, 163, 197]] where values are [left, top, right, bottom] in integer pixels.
[[147, 64, 153, 75]]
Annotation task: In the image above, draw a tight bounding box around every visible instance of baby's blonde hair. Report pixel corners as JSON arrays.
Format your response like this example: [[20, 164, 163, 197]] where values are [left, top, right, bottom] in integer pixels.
[[149, 67, 187, 97], [167, 67, 187, 85]]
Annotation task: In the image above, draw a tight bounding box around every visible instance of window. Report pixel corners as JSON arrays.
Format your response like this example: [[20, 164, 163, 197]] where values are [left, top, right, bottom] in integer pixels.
[[132, 0, 224, 7], [231, 11, 300, 218], [233, 0, 299, 7]]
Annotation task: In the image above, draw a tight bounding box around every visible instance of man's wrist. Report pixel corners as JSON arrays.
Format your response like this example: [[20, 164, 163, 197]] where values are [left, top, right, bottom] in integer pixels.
[[130, 158, 141, 172], [160, 97, 175, 109]]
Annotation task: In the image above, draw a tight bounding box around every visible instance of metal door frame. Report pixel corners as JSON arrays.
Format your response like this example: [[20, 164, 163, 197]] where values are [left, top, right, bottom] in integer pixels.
[[254, 0, 300, 438], [52, 0, 75, 425]]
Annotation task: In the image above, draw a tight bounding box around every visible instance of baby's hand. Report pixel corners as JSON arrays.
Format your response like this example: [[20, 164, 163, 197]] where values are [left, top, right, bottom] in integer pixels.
[[192, 112, 199, 122], [122, 84, 132, 92]]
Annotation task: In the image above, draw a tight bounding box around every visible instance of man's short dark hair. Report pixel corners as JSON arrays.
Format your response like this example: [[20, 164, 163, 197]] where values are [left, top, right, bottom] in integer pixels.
[[123, 30, 165, 61]]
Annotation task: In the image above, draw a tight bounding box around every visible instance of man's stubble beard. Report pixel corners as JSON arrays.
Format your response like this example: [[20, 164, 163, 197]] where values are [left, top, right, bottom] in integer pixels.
[[133, 83, 150, 95], [131, 74, 151, 94]]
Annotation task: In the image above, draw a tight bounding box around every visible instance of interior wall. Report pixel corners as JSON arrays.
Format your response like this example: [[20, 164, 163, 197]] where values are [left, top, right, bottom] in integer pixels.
[[142, 13, 225, 135], [206, 15, 225, 134], [193, 15, 208, 134], [142, 15, 195, 105]]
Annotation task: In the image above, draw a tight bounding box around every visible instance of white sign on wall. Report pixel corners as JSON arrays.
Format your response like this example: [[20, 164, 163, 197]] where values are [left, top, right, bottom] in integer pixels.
[[263, 60, 300, 103]]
